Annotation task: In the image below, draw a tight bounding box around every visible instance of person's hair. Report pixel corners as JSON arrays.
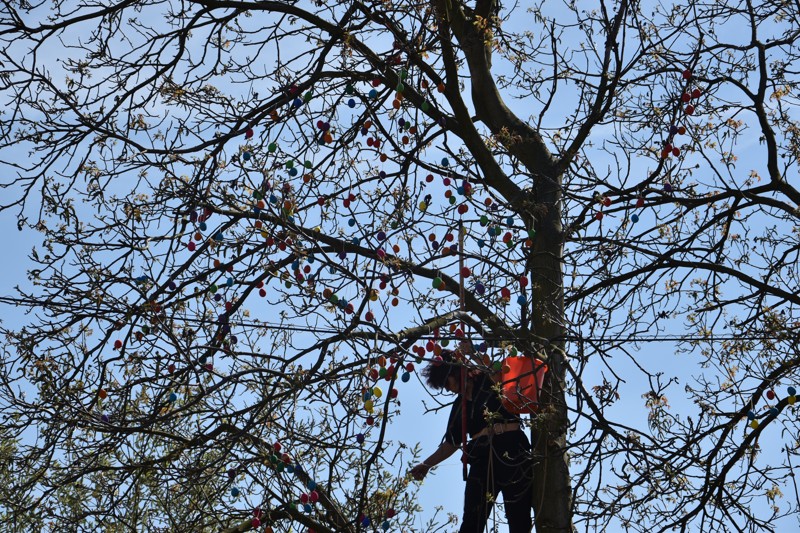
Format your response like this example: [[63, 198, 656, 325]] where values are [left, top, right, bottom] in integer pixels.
[[421, 349, 459, 390]]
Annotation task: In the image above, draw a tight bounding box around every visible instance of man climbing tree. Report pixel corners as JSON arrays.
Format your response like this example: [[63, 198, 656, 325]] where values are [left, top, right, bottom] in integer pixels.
[[411, 346, 535, 532], [2, 0, 800, 532]]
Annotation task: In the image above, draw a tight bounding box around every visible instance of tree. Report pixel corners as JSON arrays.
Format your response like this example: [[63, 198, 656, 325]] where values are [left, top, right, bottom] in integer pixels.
[[2, 0, 800, 531]]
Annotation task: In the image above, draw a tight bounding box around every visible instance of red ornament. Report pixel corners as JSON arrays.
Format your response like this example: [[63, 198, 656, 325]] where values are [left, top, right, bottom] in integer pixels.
[[245, 128, 254, 139], [672, 147, 680, 157], [602, 197, 611, 207], [678, 126, 686, 135], [767, 390, 776, 400], [461, 266, 471, 278], [365, 311, 375, 322], [681, 93, 691, 103], [691, 88, 702, 99], [636, 197, 645, 208], [595, 212, 604, 221], [251, 518, 261, 528], [366, 416, 375, 425], [114, 339, 123, 350], [682, 69, 692, 80], [685, 105, 695, 115], [168, 363, 176, 374]]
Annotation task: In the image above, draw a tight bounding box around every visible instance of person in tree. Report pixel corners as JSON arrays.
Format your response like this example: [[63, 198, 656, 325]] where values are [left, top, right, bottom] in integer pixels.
[[410, 347, 534, 532]]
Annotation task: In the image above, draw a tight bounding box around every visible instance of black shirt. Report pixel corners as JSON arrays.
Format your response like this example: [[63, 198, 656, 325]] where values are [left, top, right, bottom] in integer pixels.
[[442, 373, 522, 447]]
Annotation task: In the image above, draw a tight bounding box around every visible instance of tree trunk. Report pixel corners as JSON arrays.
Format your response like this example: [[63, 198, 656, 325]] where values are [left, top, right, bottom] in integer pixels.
[[528, 170, 574, 533]]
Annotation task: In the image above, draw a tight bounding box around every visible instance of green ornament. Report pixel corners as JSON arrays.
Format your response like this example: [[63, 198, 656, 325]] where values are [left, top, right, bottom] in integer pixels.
[[505, 240, 514, 248], [304, 160, 313, 169], [303, 91, 313, 102], [330, 294, 339, 304], [268, 142, 277, 153], [421, 100, 430, 112], [432, 277, 443, 288], [480, 215, 489, 226], [448, 196, 456, 205], [396, 82, 404, 93], [209, 284, 218, 293], [492, 361, 503, 372], [345, 84, 355, 95], [510, 347, 518, 356], [527, 229, 536, 239], [441, 339, 450, 347], [285, 160, 294, 169], [390, 221, 399, 229], [379, 367, 388, 378], [400, 68, 408, 80]]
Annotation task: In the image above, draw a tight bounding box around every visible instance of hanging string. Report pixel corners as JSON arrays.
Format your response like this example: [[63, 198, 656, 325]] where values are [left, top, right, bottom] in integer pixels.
[[459, 219, 468, 482]]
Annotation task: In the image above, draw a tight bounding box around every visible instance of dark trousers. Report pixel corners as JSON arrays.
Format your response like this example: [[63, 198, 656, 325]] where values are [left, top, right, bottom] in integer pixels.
[[460, 431, 533, 533]]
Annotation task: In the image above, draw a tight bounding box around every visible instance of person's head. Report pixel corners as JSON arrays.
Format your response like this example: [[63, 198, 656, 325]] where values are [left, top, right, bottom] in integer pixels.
[[422, 350, 461, 394]]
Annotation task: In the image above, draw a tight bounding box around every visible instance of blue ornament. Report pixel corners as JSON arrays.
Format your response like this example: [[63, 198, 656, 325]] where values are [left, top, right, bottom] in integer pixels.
[[517, 295, 527, 305], [441, 157, 449, 166], [631, 214, 639, 223], [401, 372, 410, 382], [231, 487, 240, 497], [307, 480, 317, 490], [790, 386, 797, 396], [348, 98, 356, 108], [199, 221, 207, 231], [168, 392, 178, 402], [368, 89, 378, 99]]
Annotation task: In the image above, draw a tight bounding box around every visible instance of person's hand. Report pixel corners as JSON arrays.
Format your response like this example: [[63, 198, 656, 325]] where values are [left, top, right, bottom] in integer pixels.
[[410, 463, 431, 480]]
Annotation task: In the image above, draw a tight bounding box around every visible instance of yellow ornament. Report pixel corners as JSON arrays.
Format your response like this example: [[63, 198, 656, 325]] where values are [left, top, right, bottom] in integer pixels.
[[372, 387, 383, 398], [790, 395, 797, 405], [749, 419, 759, 430]]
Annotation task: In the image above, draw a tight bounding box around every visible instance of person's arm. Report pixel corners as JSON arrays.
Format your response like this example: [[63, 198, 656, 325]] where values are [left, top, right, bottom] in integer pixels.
[[410, 441, 459, 480]]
